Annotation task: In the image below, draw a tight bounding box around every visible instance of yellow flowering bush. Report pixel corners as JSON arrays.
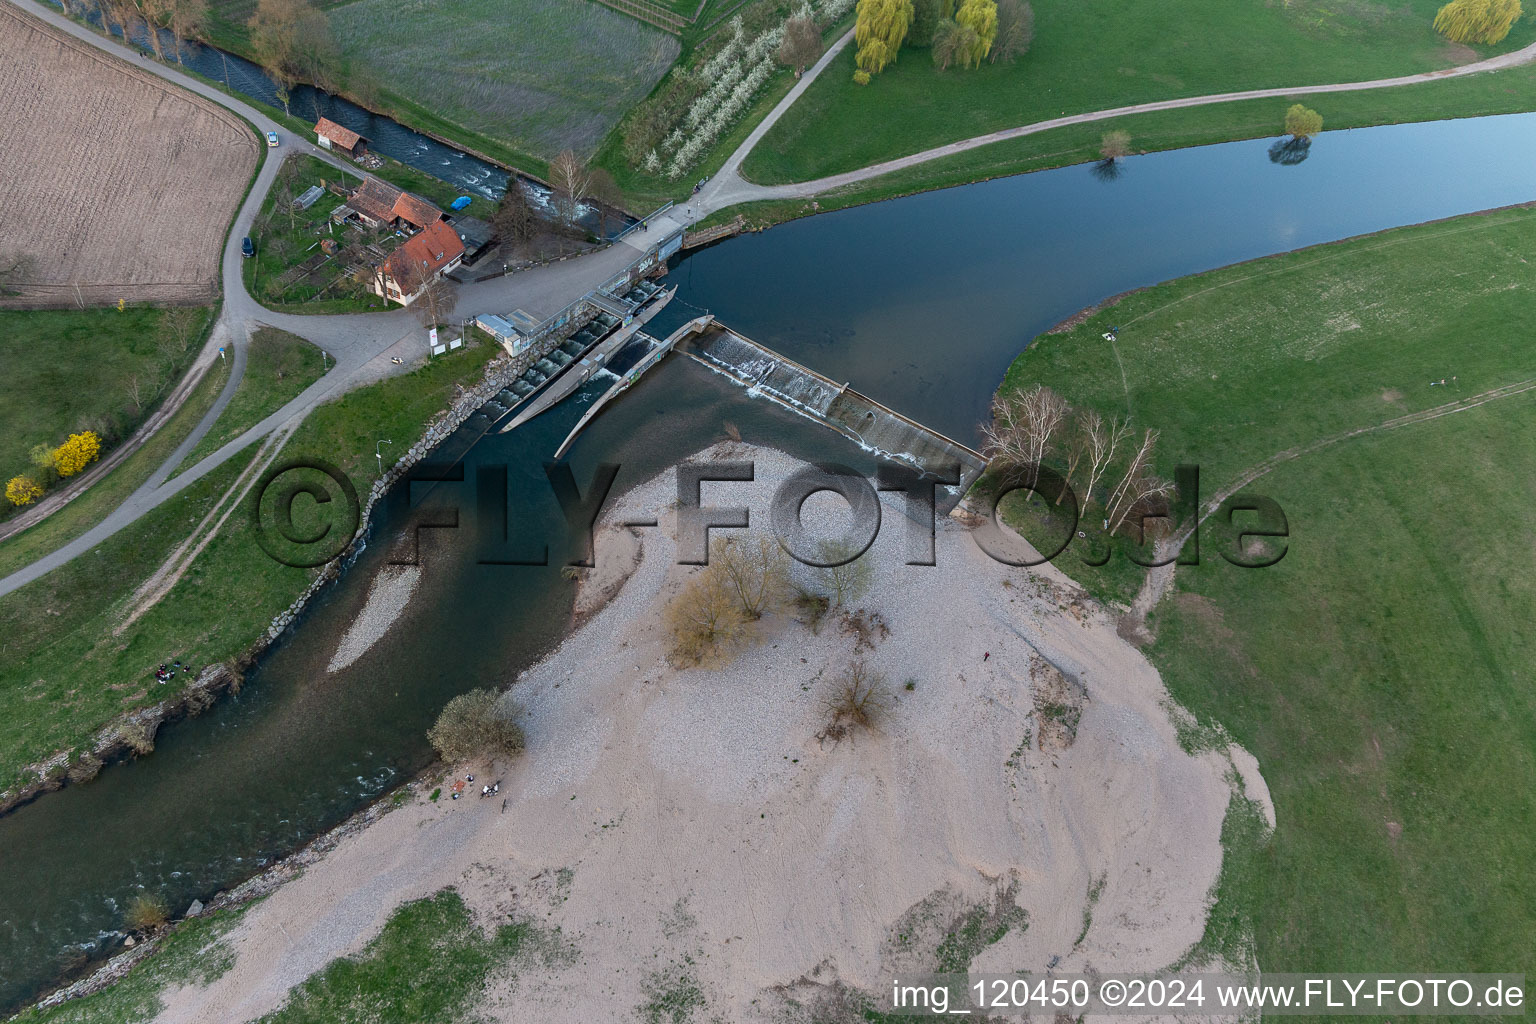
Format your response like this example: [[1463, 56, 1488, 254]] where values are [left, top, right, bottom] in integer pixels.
[[6, 475, 44, 506], [53, 431, 102, 478]]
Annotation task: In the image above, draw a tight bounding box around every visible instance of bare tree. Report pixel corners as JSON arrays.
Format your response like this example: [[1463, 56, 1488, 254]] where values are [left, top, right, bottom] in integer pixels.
[[1104, 428, 1173, 534], [983, 384, 1069, 489], [814, 539, 872, 609], [1100, 130, 1132, 162], [248, 0, 332, 113], [665, 564, 750, 666], [1077, 408, 1131, 512], [587, 167, 624, 239], [712, 534, 790, 619], [167, 0, 209, 63], [990, 0, 1033, 62], [493, 184, 537, 256], [778, 16, 823, 73], [549, 149, 592, 228], [415, 276, 459, 330], [126, 373, 144, 412]]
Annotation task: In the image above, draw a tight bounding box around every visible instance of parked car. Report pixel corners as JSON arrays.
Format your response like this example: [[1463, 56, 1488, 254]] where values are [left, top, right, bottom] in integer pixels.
[[266, 131, 280, 147], [241, 236, 255, 258]]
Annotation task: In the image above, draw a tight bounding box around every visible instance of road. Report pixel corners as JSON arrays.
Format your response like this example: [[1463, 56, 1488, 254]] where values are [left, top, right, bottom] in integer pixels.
[[5, 0, 1536, 598]]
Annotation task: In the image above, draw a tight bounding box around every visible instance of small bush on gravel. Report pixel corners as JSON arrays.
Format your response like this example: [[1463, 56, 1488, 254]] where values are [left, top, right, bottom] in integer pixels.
[[428, 689, 525, 764], [818, 660, 891, 743]]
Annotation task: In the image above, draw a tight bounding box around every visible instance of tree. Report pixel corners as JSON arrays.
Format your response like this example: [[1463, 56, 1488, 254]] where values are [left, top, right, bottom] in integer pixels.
[[493, 184, 537, 255], [53, 432, 102, 477], [588, 167, 624, 238], [415, 277, 459, 330], [855, 0, 914, 74], [1434, 0, 1521, 42], [1073, 408, 1131, 511], [167, 0, 209, 63], [982, 384, 1068, 489], [1099, 130, 1132, 161], [1103, 428, 1172, 535], [427, 689, 525, 764], [953, 0, 997, 66], [990, 0, 1032, 62], [778, 15, 823, 72], [665, 564, 750, 666], [908, 0, 942, 46], [1283, 103, 1323, 140], [549, 149, 593, 228], [6, 475, 44, 507], [712, 534, 790, 619], [931, 18, 969, 69], [813, 539, 872, 609], [248, 0, 332, 113]]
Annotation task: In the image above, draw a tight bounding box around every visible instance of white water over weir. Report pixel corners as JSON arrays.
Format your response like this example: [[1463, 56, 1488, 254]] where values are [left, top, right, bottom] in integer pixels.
[[678, 325, 988, 512]]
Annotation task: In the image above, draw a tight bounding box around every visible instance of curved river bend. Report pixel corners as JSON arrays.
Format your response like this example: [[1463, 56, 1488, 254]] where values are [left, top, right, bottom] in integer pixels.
[[2, 112, 1535, 1012]]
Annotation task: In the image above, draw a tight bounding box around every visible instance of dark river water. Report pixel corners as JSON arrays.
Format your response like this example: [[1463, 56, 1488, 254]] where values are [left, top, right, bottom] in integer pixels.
[[3, 110, 1536, 1011]]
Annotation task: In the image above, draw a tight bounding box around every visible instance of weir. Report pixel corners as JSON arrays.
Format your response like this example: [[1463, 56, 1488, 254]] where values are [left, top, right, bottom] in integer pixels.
[[679, 324, 988, 511]]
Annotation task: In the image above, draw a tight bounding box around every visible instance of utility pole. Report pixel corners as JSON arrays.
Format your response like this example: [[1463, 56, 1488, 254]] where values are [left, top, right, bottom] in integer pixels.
[[375, 438, 392, 475]]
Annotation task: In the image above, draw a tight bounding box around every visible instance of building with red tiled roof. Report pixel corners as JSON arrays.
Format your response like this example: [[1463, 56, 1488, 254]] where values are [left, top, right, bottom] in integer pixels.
[[372, 220, 464, 306], [314, 117, 366, 158], [342, 176, 444, 232]]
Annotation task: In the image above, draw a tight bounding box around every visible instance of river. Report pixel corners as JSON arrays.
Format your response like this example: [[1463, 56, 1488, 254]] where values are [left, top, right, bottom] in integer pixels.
[[2, 111, 1535, 1012]]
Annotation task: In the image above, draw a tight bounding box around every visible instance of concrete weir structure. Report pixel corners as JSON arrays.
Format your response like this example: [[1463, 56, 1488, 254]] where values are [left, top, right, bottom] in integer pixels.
[[678, 324, 988, 511]]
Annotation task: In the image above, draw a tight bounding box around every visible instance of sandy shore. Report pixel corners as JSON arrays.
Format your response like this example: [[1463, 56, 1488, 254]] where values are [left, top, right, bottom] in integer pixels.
[[155, 444, 1265, 1023]]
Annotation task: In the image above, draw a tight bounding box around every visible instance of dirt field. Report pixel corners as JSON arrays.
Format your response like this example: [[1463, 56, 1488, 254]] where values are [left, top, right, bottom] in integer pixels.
[[0, 6, 258, 307]]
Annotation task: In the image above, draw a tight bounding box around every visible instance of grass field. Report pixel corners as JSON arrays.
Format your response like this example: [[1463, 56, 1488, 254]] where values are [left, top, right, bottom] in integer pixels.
[[743, 0, 1536, 184], [257, 890, 558, 1022], [328, 0, 679, 160], [700, 58, 1536, 230], [999, 206, 1536, 982], [0, 341, 495, 796], [173, 329, 326, 475], [0, 307, 212, 520]]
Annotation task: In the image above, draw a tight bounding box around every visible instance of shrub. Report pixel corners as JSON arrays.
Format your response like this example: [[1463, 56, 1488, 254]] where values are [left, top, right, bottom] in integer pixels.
[[116, 720, 157, 757], [53, 431, 102, 478], [793, 589, 831, 632], [6, 474, 44, 506], [665, 564, 751, 666], [818, 660, 890, 742], [427, 689, 525, 764], [125, 893, 169, 933], [853, 68, 871, 83]]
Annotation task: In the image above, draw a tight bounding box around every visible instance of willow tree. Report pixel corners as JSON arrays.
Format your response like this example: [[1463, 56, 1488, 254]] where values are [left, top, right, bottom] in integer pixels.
[[1433, 0, 1521, 42], [855, 0, 914, 74], [1283, 103, 1323, 139], [953, 0, 997, 66]]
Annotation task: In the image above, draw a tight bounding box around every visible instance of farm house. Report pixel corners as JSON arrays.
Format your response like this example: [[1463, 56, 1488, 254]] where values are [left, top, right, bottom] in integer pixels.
[[339, 177, 445, 233], [371, 219, 463, 305]]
